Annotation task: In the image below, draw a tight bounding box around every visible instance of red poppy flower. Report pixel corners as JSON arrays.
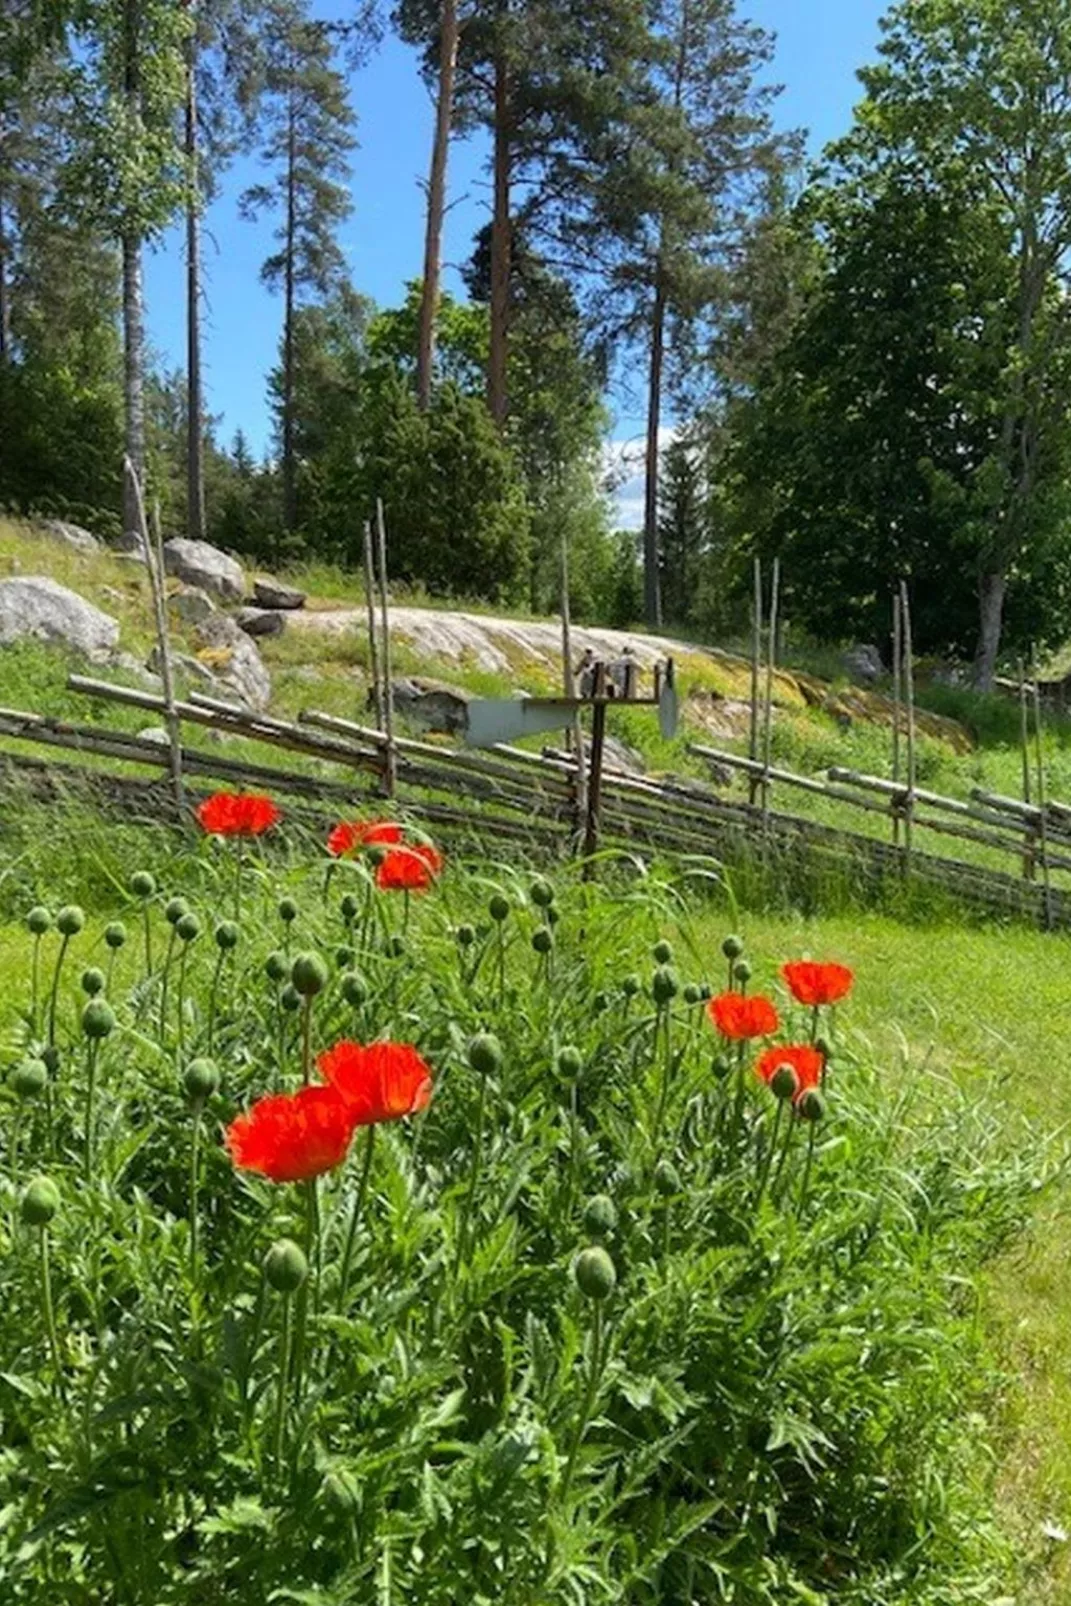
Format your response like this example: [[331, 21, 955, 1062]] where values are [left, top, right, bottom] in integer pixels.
[[197, 791, 282, 838], [708, 991, 780, 1040], [755, 1044, 824, 1101], [327, 819, 404, 858], [781, 961, 854, 1008], [375, 843, 443, 892], [317, 1040, 434, 1125], [225, 1086, 354, 1182]]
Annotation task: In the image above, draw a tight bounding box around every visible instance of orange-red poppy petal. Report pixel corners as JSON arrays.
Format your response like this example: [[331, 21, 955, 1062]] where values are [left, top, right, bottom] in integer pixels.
[[225, 1086, 354, 1182], [781, 961, 854, 1008], [708, 992, 780, 1040]]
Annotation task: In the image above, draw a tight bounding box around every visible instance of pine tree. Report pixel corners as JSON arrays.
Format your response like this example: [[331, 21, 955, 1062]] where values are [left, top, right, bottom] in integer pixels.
[[657, 432, 705, 627]]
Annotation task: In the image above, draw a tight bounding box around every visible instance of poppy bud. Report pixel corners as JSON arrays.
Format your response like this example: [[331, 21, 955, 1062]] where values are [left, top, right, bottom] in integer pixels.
[[621, 973, 641, 998], [770, 1063, 800, 1102], [26, 906, 52, 936], [574, 1245, 616, 1302], [583, 1194, 618, 1238], [339, 894, 359, 922], [278, 898, 298, 925], [82, 999, 116, 1040], [712, 1054, 732, 1082], [56, 905, 85, 937], [177, 913, 201, 944], [104, 922, 127, 951], [366, 843, 388, 867], [215, 921, 240, 952], [80, 967, 105, 997], [456, 924, 475, 948], [341, 970, 368, 1008], [335, 945, 355, 969], [556, 1045, 582, 1079], [653, 939, 673, 964], [263, 1237, 308, 1294], [291, 952, 328, 998], [797, 1088, 826, 1123], [654, 1159, 681, 1197], [530, 878, 554, 908], [265, 950, 288, 984], [722, 934, 744, 960], [129, 871, 156, 900], [683, 983, 701, 1006], [387, 934, 407, 959], [322, 1466, 361, 1514], [41, 1046, 60, 1075], [698, 981, 713, 1001], [547, 906, 561, 927], [532, 928, 553, 955], [21, 1176, 59, 1226], [184, 1058, 219, 1106], [652, 965, 678, 1006], [733, 959, 752, 986], [489, 894, 510, 923], [280, 983, 302, 1013], [468, 1033, 502, 1077], [10, 1059, 47, 1099], [165, 897, 189, 927]]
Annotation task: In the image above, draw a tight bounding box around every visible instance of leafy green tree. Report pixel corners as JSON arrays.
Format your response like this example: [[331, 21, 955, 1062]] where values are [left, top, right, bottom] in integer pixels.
[[657, 432, 705, 627]]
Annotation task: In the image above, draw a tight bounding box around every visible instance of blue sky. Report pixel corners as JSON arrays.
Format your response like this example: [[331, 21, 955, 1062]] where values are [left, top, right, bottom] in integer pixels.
[[144, 0, 889, 467]]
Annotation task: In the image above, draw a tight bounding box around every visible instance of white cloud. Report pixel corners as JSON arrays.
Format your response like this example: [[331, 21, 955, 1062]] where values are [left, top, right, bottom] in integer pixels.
[[602, 428, 679, 531]]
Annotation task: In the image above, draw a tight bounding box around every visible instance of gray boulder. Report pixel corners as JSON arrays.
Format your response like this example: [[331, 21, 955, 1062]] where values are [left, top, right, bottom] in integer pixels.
[[253, 577, 306, 611], [170, 585, 216, 625], [842, 644, 884, 686], [602, 734, 646, 774], [137, 726, 171, 746], [236, 606, 285, 639], [40, 520, 100, 555], [195, 613, 271, 709], [163, 538, 245, 603], [148, 646, 217, 688], [113, 528, 148, 561], [0, 577, 119, 655], [388, 677, 470, 735]]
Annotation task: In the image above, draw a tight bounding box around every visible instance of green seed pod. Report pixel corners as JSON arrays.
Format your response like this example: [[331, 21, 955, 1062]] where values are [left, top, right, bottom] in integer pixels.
[[712, 1054, 733, 1083], [82, 999, 116, 1040], [733, 958, 752, 986], [366, 843, 388, 867], [797, 1088, 826, 1124], [291, 952, 329, 998], [322, 1466, 361, 1515], [280, 983, 302, 1013], [468, 1032, 503, 1078], [339, 894, 359, 922], [263, 1237, 308, 1295], [652, 965, 679, 1006], [335, 945, 355, 969], [529, 878, 554, 908], [722, 934, 744, 961], [129, 870, 156, 900], [278, 897, 298, 925], [80, 967, 106, 997], [488, 893, 510, 923], [165, 897, 189, 927], [56, 905, 85, 937], [621, 973, 641, 999], [532, 928, 553, 955], [583, 1194, 618, 1239], [265, 950, 288, 984], [770, 1064, 800, 1102], [547, 905, 561, 927], [654, 1159, 681, 1197], [215, 920, 240, 952], [10, 1059, 47, 1099], [41, 1046, 60, 1076], [653, 939, 673, 965], [104, 921, 127, 951], [698, 982, 712, 1001], [26, 906, 52, 936], [683, 983, 701, 1006], [456, 924, 475, 948], [176, 913, 201, 944], [387, 934, 407, 959], [556, 1045, 583, 1079], [574, 1245, 616, 1302], [184, 1058, 219, 1105], [341, 970, 368, 1008], [20, 1176, 60, 1227]]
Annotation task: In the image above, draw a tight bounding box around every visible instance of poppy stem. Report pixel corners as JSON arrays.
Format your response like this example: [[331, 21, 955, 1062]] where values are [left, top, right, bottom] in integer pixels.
[[290, 1179, 317, 1407], [159, 929, 177, 1047], [189, 1106, 202, 1303], [455, 1061, 490, 1279], [31, 932, 42, 1035], [497, 925, 506, 1010], [796, 1122, 819, 1219], [38, 1225, 66, 1403], [46, 933, 71, 1051], [653, 1006, 673, 1140], [753, 1099, 785, 1210], [300, 997, 313, 1086], [208, 947, 225, 1054], [83, 1039, 99, 1182], [810, 1004, 819, 1046], [273, 1292, 292, 1477], [770, 1112, 797, 1204], [730, 1040, 748, 1146], [338, 1126, 375, 1313], [234, 838, 243, 924], [177, 945, 190, 1061], [275, 988, 286, 1091], [142, 903, 153, 979], [560, 1302, 605, 1506], [10, 1107, 22, 1194]]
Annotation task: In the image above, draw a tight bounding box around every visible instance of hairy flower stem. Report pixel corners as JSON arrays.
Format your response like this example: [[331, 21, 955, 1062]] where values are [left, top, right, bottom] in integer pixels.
[[142, 904, 153, 978], [770, 1114, 798, 1204], [730, 1041, 748, 1149], [189, 1108, 203, 1303], [560, 1303, 605, 1506], [497, 925, 506, 1010], [233, 839, 244, 923], [39, 1227, 65, 1403], [159, 929, 177, 1047], [83, 1040, 100, 1181], [338, 1126, 375, 1313], [300, 998, 313, 1086], [46, 934, 71, 1051], [208, 949, 225, 1054], [752, 1101, 785, 1211], [322, 859, 336, 909], [810, 1004, 820, 1045], [454, 1063, 490, 1278], [290, 1180, 318, 1406], [274, 989, 286, 1090], [273, 1293, 292, 1477], [10, 1108, 22, 1193], [176, 947, 190, 1060], [796, 1124, 819, 1219], [31, 933, 42, 1034], [653, 1007, 673, 1140]]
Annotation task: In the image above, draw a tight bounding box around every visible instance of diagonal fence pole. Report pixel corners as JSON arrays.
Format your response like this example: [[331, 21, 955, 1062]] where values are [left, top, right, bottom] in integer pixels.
[[124, 457, 185, 817]]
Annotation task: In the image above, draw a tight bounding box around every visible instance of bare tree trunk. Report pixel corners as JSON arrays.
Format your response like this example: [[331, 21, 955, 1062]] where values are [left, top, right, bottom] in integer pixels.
[[643, 274, 666, 630], [488, 34, 511, 429], [122, 232, 146, 536], [416, 0, 460, 412], [282, 76, 297, 536], [973, 571, 1007, 693], [0, 174, 10, 363], [185, 19, 206, 542]]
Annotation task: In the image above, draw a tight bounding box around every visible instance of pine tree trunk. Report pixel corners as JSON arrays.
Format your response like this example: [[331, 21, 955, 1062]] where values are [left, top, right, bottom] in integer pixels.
[[282, 78, 298, 536], [185, 21, 206, 542], [0, 175, 10, 362], [488, 34, 511, 430], [643, 274, 667, 631], [122, 232, 146, 535], [973, 570, 1007, 693], [416, 0, 459, 412]]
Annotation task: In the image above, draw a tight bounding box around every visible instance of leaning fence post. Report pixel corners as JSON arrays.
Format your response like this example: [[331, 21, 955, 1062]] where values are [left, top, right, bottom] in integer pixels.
[[762, 557, 780, 832], [900, 580, 916, 883], [749, 559, 762, 808], [124, 458, 184, 818], [1031, 656, 1054, 930], [891, 590, 902, 850], [375, 498, 397, 799], [362, 520, 382, 730]]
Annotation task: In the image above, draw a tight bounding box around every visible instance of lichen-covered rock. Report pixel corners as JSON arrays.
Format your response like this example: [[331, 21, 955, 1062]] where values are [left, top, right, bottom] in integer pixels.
[[388, 677, 470, 735], [195, 613, 271, 709], [236, 607, 285, 639], [253, 577, 306, 610], [0, 577, 119, 655], [169, 585, 216, 625], [40, 520, 101, 554], [163, 538, 245, 603]]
